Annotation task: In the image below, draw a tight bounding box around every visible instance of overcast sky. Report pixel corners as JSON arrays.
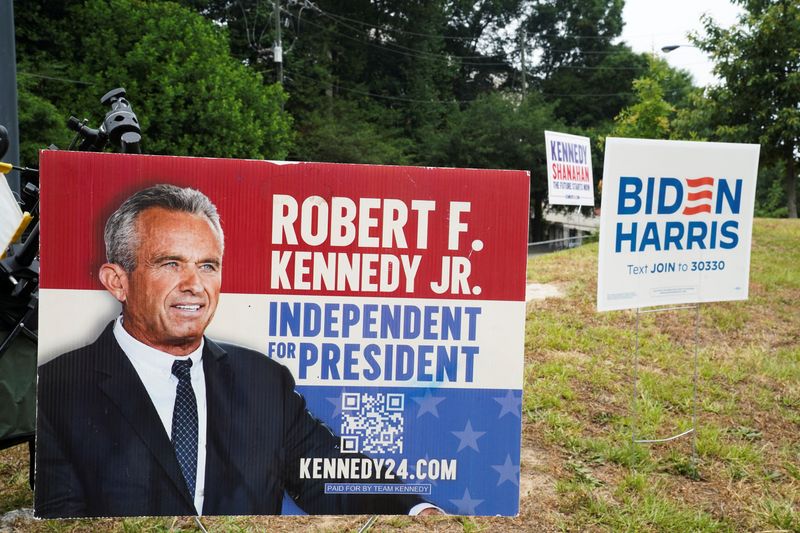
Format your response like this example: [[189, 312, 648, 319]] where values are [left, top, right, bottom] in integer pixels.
[[620, 0, 744, 87]]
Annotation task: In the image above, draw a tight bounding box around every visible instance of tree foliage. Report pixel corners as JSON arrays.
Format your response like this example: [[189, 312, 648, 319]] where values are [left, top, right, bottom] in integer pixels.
[[292, 99, 411, 165], [87, 0, 292, 158], [15, 0, 293, 159], [609, 57, 696, 140], [21, 1, 800, 223], [694, 0, 800, 217], [427, 91, 563, 239], [16, 73, 72, 165], [525, 0, 648, 127], [21, 0, 796, 218], [429, 92, 560, 170]]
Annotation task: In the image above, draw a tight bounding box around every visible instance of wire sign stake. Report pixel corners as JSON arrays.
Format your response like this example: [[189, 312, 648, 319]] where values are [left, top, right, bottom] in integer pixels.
[[630, 304, 700, 465]]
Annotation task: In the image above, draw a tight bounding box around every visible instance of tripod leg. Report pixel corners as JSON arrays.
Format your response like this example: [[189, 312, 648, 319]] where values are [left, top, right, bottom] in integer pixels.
[[28, 436, 35, 490], [0, 303, 36, 361]]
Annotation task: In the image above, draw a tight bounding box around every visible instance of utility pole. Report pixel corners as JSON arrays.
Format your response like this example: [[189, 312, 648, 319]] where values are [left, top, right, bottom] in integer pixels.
[[519, 29, 527, 98], [273, 0, 283, 85]]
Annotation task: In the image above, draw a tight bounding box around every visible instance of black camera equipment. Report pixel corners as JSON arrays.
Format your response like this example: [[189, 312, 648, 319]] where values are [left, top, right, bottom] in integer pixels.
[[0, 126, 38, 359], [1, 89, 143, 480], [2, 87, 142, 359], [0, 125, 9, 158], [67, 88, 142, 153], [0, 123, 39, 475]]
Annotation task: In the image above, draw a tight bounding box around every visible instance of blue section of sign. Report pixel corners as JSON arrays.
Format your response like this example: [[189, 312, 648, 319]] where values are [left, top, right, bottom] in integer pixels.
[[281, 385, 522, 516]]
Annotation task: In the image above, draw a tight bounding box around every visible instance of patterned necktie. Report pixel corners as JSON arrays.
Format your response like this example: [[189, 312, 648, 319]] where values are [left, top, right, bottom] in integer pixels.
[[171, 359, 198, 499]]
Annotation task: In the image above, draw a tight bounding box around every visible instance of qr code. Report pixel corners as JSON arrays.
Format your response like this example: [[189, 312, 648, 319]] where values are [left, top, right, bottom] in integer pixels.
[[340, 393, 404, 454]]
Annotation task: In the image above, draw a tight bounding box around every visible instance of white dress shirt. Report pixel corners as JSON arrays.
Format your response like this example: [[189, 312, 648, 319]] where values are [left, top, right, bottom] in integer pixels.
[[113, 316, 207, 515], [113, 316, 437, 517]]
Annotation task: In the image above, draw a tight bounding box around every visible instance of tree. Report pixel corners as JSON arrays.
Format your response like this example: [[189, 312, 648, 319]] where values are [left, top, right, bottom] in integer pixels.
[[670, 91, 718, 141], [609, 56, 695, 140], [524, 0, 649, 127], [694, 0, 800, 218], [16, 0, 293, 160], [439, 0, 524, 100], [179, 1, 527, 164], [428, 92, 557, 168], [611, 78, 672, 140], [292, 99, 411, 164], [16, 73, 72, 164], [428, 91, 564, 240], [184, 1, 275, 61], [178, 1, 652, 168]]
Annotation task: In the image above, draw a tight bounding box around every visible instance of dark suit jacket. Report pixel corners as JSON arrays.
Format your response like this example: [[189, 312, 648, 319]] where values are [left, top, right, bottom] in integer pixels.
[[35, 322, 422, 517]]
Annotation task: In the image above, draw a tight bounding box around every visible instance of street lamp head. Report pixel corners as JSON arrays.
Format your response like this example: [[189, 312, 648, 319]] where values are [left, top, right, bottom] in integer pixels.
[[662, 44, 698, 53]]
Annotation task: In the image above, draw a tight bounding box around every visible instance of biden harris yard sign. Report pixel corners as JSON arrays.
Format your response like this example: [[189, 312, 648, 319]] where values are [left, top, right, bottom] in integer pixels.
[[544, 130, 595, 206], [597, 137, 759, 312], [38, 151, 529, 516]]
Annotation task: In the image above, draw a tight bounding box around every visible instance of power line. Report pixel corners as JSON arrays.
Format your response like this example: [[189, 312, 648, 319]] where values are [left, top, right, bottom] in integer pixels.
[[284, 9, 647, 70], [298, 3, 630, 43], [286, 68, 636, 103], [18, 72, 93, 85], [531, 63, 648, 72], [529, 46, 642, 56], [314, 8, 497, 59], [309, 7, 644, 59], [310, 8, 484, 42], [286, 69, 468, 103], [284, 8, 508, 65]]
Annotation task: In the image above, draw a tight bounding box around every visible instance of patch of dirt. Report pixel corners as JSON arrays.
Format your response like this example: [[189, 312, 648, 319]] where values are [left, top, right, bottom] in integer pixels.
[[526, 283, 565, 302]]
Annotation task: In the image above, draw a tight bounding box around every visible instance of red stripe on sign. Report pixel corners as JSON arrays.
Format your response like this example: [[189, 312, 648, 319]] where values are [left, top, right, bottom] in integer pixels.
[[686, 190, 713, 201], [682, 204, 712, 215], [40, 152, 530, 301], [685, 177, 714, 188]]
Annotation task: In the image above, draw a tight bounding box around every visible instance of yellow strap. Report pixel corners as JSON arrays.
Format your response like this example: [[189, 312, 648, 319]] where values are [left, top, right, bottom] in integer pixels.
[[1, 212, 33, 259], [0, 162, 12, 175], [10, 212, 33, 244]]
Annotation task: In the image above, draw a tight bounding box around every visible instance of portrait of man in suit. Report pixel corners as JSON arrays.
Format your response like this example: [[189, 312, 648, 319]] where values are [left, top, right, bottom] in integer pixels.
[[35, 184, 438, 518]]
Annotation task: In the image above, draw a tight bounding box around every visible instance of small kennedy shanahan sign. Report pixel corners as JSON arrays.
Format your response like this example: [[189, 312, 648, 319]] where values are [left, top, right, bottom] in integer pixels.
[[544, 130, 595, 206]]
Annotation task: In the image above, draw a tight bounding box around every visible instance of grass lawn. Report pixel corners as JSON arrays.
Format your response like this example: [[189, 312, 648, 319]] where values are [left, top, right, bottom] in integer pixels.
[[1, 218, 797, 532]]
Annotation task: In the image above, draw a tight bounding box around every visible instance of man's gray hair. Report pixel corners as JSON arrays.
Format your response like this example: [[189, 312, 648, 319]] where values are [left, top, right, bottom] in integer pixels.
[[104, 184, 224, 272]]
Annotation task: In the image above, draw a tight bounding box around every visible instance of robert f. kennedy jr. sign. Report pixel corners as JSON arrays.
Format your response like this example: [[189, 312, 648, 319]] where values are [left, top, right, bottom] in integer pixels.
[[597, 137, 759, 312], [35, 151, 529, 518]]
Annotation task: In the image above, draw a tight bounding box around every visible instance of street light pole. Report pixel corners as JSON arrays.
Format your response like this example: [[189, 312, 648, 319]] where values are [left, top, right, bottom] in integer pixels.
[[274, 0, 283, 85], [520, 29, 527, 98]]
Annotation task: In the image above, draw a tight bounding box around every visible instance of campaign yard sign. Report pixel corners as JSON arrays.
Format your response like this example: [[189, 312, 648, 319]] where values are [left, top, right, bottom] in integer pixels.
[[37, 151, 529, 516], [544, 130, 595, 206], [597, 137, 760, 312]]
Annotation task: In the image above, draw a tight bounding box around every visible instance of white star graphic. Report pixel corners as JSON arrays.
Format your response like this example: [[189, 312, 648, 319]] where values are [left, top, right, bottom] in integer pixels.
[[491, 454, 520, 486], [451, 420, 486, 452], [412, 390, 446, 418], [493, 390, 522, 418], [449, 488, 484, 515]]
